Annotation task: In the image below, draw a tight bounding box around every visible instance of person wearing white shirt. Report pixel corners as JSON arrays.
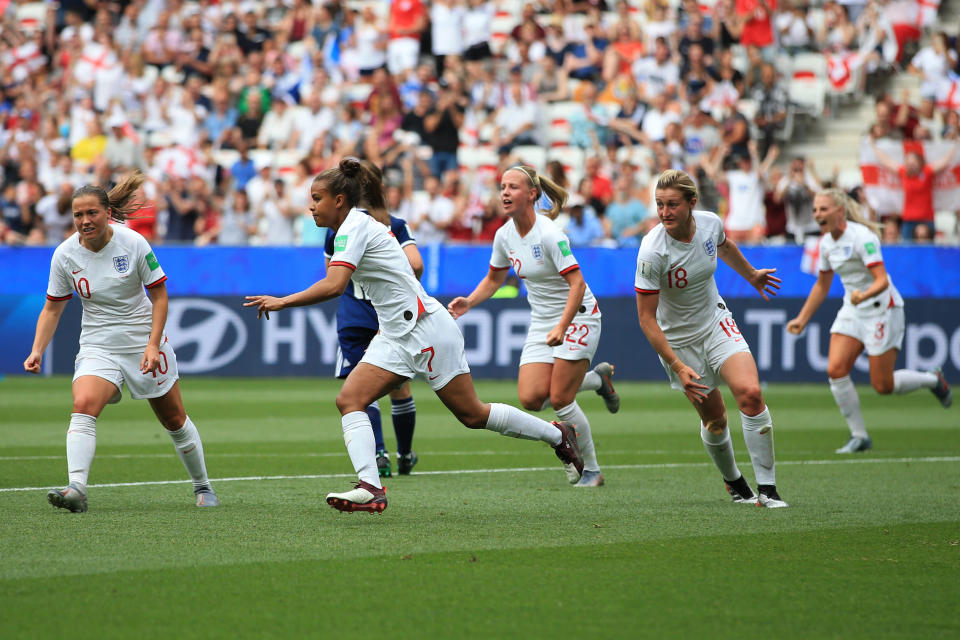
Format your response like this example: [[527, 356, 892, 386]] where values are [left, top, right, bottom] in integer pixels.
[[430, 0, 466, 74], [291, 93, 336, 153], [449, 166, 622, 487], [635, 169, 787, 507], [244, 159, 584, 513], [787, 190, 952, 454], [24, 173, 218, 512]]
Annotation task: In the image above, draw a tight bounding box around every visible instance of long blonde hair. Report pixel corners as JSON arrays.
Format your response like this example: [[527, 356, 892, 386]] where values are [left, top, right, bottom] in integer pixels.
[[817, 188, 880, 235], [506, 165, 568, 219]]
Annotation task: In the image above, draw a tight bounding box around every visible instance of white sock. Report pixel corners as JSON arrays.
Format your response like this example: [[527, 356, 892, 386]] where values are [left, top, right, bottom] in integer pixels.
[[556, 401, 599, 472], [741, 407, 776, 486], [486, 403, 562, 445], [167, 416, 211, 491], [829, 376, 869, 438], [341, 411, 381, 488], [893, 369, 937, 394], [66, 412, 97, 492], [579, 370, 601, 392], [700, 423, 742, 482], [539, 397, 551, 411]]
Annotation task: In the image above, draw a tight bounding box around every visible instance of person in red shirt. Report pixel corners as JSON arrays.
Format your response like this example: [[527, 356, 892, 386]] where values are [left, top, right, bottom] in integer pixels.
[[584, 155, 614, 211], [736, 0, 776, 49], [387, 0, 426, 76], [869, 137, 960, 241]]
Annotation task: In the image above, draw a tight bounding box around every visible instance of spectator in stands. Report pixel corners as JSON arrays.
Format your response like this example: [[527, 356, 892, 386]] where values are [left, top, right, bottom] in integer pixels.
[[632, 36, 679, 100], [943, 110, 960, 141], [424, 80, 464, 178], [606, 174, 654, 247], [163, 175, 200, 244], [907, 32, 957, 99], [292, 91, 335, 154], [104, 116, 142, 177], [737, 0, 777, 54], [751, 63, 789, 158], [683, 108, 722, 173], [642, 93, 682, 146], [764, 166, 788, 242], [643, 0, 678, 53], [869, 137, 960, 241], [544, 16, 573, 67], [817, 1, 857, 52], [493, 81, 540, 156], [564, 21, 608, 81], [678, 10, 714, 65], [37, 183, 75, 245], [776, 0, 817, 54], [511, 3, 547, 43], [608, 91, 648, 147], [680, 43, 712, 106], [409, 174, 453, 244], [203, 91, 238, 149], [584, 155, 615, 212], [563, 193, 608, 246], [602, 19, 645, 83], [532, 54, 570, 103], [236, 92, 265, 144], [775, 156, 824, 243], [386, 0, 426, 76], [431, 0, 466, 77], [569, 82, 609, 150], [704, 140, 779, 244]]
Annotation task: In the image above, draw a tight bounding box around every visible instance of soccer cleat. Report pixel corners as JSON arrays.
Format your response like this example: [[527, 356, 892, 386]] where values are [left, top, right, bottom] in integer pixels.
[[835, 435, 872, 454], [47, 483, 87, 513], [931, 368, 952, 408], [574, 470, 605, 487], [756, 485, 789, 509], [397, 451, 418, 475], [724, 475, 758, 504], [326, 481, 387, 514], [376, 449, 392, 477], [593, 362, 620, 414], [195, 487, 219, 507], [551, 421, 584, 483]]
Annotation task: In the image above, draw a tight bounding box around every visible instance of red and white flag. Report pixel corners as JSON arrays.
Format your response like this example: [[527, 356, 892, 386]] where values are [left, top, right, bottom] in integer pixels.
[[800, 236, 821, 276], [860, 139, 960, 215], [1, 42, 47, 82], [824, 51, 862, 93]]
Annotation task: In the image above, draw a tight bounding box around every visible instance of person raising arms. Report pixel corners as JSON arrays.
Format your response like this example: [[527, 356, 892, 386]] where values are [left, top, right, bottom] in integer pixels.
[[448, 165, 619, 487], [244, 158, 583, 514], [24, 172, 217, 512]]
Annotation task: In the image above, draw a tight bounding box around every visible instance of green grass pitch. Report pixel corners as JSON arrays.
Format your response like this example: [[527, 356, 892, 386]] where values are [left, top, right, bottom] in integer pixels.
[[1, 376, 957, 639]]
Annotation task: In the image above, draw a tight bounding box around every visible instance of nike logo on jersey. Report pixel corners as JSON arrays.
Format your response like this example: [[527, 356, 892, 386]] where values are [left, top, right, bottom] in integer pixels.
[[428, 375, 439, 381], [72, 269, 84, 274]]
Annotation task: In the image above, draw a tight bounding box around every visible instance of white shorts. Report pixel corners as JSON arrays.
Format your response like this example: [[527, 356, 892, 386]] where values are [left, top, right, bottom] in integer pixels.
[[361, 310, 471, 391], [830, 304, 905, 356], [73, 339, 179, 402], [387, 38, 420, 75], [519, 314, 602, 366], [661, 310, 751, 394]]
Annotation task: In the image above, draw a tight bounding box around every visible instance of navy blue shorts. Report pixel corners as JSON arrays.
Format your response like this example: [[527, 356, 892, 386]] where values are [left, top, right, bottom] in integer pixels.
[[335, 327, 379, 378]]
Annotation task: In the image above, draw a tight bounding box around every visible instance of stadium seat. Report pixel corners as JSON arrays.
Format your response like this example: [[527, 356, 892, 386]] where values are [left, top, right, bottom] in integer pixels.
[[511, 145, 547, 171], [791, 52, 828, 80], [788, 77, 827, 117], [457, 146, 499, 173], [212, 149, 241, 169], [16, 3, 46, 32]]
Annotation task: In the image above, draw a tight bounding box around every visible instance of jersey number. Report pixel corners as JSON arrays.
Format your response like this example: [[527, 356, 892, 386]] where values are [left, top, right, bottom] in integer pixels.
[[73, 277, 91, 299], [666, 267, 688, 289], [509, 257, 522, 277], [150, 351, 169, 377], [565, 324, 590, 346], [718, 317, 741, 337], [420, 346, 435, 372], [874, 322, 885, 340]]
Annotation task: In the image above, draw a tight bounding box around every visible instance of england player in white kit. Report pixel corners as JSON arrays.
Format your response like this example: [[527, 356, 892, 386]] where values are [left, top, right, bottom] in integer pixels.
[[448, 166, 619, 488], [244, 159, 584, 514], [787, 189, 952, 453], [635, 170, 788, 507], [24, 173, 217, 512]]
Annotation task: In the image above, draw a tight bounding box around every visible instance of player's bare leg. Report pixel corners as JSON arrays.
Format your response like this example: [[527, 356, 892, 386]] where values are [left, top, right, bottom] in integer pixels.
[[149, 382, 217, 507], [518, 362, 553, 411]]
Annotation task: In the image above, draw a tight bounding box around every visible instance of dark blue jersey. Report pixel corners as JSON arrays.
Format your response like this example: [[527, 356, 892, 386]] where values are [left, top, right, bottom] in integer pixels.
[[324, 211, 417, 331]]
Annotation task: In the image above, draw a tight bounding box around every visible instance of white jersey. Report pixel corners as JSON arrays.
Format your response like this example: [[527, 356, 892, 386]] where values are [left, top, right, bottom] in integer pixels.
[[634, 210, 728, 347], [817, 220, 904, 312], [329, 208, 442, 339], [490, 215, 599, 325], [47, 224, 167, 354]]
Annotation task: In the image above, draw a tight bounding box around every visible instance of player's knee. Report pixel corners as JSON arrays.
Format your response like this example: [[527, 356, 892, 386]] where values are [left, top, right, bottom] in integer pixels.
[[518, 392, 546, 412], [736, 385, 764, 415], [826, 363, 850, 380], [549, 391, 575, 410], [71, 396, 103, 417], [456, 409, 487, 430], [703, 415, 728, 435], [159, 411, 187, 431], [335, 391, 362, 415], [872, 378, 894, 395]]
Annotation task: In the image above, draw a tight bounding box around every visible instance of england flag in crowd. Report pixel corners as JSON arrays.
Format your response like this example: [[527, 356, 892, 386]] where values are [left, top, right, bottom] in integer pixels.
[[859, 139, 960, 216]]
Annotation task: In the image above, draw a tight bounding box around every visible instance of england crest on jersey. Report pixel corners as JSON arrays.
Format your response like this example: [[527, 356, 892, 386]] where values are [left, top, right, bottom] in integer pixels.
[[703, 238, 716, 257], [113, 255, 130, 274], [531, 244, 543, 261]]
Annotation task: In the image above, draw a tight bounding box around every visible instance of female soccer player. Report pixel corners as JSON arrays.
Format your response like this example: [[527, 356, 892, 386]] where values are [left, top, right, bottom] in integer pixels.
[[447, 165, 619, 487], [24, 172, 217, 512], [786, 189, 951, 453], [244, 158, 583, 513], [634, 169, 788, 508], [325, 161, 421, 477]]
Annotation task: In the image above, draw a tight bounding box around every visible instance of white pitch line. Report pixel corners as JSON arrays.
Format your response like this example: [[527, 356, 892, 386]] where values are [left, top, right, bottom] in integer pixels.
[[1, 456, 957, 494]]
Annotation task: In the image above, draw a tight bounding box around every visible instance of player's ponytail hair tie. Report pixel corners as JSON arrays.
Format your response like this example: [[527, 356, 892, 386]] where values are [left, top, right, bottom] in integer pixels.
[[72, 170, 147, 222]]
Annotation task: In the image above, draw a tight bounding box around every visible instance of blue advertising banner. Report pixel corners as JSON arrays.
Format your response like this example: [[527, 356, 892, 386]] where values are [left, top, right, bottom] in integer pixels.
[[11, 296, 959, 382]]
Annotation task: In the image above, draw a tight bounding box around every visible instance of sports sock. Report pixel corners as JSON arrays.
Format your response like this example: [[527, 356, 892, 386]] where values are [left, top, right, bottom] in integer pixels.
[[829, 375, 869, 438], [167, 416, 211, 492], [741, 407, 776, 486], [579, 370, 601, 392], [700, 423, 741, 483], [66, 412, 97, 492], [341, 411, 381, 489], [893, 369, 937, 394], [485, 403, 562, 445], [556, 401, 599, 472], [366, 401, 385, 452], [539, 397, 551, 411], [390, 396, 416, 455]]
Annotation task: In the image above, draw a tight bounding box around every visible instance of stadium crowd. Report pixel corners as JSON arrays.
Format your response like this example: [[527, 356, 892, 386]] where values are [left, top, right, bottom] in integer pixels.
[[0, 0, 957, 248]]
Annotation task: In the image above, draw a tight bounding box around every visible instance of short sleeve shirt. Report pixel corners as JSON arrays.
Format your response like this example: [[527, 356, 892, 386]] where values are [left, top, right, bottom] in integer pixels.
[[817, 221, 904, 310], [634, 211, 728, 347], [490, 215, 599, 324], [328, 208, 440, 339], [47, 225, 167, 353]]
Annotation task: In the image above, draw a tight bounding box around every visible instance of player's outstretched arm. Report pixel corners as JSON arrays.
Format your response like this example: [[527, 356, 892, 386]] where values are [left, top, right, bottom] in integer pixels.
[[717, 237, 781, 301], [786, 270, 834, 334], [24, 298, 68, 374], [448, 267, 509, 319], [244, 265, 354, 319]]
